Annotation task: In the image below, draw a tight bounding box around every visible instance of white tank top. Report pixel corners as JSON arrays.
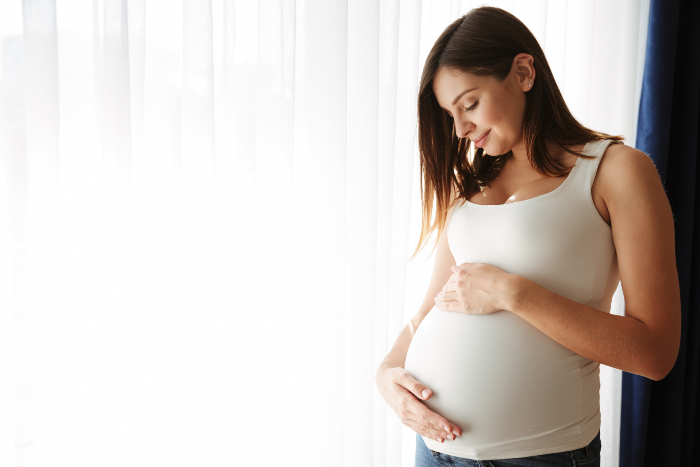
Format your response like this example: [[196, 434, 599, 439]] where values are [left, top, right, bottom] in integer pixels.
[[404, 139, 622, 460]]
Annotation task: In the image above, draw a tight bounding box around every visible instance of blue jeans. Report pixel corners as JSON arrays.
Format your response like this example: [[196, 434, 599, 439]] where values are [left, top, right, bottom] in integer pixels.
[[415, 431, 601, 467]]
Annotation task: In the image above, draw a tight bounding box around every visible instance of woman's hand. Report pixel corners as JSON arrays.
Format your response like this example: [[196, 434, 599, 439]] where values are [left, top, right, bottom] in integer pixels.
[[375, 365, 462, 443], [434, 262, 517, 315]]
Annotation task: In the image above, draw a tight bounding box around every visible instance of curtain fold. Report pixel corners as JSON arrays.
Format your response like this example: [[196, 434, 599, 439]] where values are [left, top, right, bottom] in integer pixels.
[[621, 0, 700, 466], [0, 1, 648, 465]]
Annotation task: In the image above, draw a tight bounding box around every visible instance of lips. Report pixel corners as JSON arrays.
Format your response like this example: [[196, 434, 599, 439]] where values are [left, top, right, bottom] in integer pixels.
[[472, 129, 490, 147]]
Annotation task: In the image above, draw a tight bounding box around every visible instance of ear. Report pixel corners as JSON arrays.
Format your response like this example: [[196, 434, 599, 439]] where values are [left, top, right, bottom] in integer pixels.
[[512, 53, 535, 92]]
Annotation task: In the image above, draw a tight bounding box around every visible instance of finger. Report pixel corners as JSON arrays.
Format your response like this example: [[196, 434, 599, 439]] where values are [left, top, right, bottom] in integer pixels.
[[438, 291, 458, 301], [442, 280, 454, 293], [444, 270, 464, 288], [392, 392, 461, 439], [405, 399, 462, 438], [436, 299, 458, 311], [394, 371, 462, 436], [398, 370, 433, 401], [402, 417, 453, 443], [403, 418, 456, 443], [394, 378, 448, 433]]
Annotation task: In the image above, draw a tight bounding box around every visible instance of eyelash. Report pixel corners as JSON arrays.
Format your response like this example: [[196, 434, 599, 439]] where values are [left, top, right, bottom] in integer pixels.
[[464, 101, 478, 112], [448, 101, 478, 117]]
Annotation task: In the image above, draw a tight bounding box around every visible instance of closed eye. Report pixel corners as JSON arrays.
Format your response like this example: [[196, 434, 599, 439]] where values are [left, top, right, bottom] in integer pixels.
[[464, 101, 478, 112], [444, 100, 478, 118]]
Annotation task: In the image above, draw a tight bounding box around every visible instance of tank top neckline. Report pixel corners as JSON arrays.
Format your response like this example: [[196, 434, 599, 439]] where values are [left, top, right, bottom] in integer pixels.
[[462, 140, 594, 208]]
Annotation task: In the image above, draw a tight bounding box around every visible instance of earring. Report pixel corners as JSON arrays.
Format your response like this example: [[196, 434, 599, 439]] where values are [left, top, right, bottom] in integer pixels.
[[529, 80, 532, 87]]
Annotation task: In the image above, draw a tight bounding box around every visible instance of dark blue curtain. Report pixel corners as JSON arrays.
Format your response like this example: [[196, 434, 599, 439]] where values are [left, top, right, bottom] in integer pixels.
[[620, 0, 700, 466]]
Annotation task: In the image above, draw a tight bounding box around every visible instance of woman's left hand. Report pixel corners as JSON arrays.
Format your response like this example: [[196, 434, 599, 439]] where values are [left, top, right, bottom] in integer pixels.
[[434, 263, 517, 315]]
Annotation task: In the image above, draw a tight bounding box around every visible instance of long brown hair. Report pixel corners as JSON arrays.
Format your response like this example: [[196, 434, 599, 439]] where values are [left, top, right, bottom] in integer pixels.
[[410, 6, 624, 261]]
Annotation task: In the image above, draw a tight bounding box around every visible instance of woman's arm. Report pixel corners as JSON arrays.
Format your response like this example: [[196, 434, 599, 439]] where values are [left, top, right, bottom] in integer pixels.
[[377, 203, 457, 371], [505, 145, 681, 381], [374, 198, 463, 443]]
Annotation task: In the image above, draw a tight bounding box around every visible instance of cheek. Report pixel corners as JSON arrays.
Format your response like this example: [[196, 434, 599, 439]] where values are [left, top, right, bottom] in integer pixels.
[[488, 97, 511, 124], [475, 97, 506, 129], [488, 96, 522, 135], [478, 99, 519, 154]]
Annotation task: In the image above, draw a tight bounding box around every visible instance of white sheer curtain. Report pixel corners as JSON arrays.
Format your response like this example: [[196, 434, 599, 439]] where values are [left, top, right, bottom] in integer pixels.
[[0, 1, 648, 466]]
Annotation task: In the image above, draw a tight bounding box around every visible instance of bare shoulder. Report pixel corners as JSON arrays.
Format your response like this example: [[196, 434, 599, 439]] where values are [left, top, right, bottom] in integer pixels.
[[596, 142, 665, 209], [588, 142, 661, 226]]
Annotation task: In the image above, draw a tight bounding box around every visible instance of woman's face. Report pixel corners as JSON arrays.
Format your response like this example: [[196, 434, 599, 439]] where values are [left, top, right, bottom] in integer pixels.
[[432, 57, 531, 156]]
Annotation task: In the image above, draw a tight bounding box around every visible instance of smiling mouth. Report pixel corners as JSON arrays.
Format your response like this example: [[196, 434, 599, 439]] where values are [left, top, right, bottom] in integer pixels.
[[473, 130, 490, 146]]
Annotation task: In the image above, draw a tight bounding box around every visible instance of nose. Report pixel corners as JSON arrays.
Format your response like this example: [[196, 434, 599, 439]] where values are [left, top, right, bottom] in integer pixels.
[[453, 115, 473, 139]]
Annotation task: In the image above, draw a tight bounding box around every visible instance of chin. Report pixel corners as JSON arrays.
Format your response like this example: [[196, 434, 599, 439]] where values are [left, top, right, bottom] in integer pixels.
[[478, 138, 498, 156], [481, 144, 498, 157], [486, 143, 510, 157]]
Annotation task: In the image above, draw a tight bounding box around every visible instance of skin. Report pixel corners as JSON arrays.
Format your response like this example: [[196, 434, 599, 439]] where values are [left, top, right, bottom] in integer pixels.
[[374, 53, 681, 445]]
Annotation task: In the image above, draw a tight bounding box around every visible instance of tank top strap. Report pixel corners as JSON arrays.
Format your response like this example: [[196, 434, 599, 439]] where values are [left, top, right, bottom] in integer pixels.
[[567, 139, 622, 195]]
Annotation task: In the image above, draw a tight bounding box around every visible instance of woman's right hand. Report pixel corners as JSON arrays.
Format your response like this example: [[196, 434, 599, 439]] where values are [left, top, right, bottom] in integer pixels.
[[375, 365, 462, 443]]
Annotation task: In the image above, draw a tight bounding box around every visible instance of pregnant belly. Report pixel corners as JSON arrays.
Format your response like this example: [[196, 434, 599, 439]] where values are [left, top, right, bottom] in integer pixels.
[[404, 307, 584, 456]]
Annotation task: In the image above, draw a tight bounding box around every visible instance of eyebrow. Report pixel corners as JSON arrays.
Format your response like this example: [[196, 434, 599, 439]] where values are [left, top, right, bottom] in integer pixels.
[[452, 87, 478, 105]]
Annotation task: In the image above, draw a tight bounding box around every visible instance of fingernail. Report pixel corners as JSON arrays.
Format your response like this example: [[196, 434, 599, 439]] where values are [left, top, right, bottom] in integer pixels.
[[452, 430, 459, 436], [421, 389, 430, 398]]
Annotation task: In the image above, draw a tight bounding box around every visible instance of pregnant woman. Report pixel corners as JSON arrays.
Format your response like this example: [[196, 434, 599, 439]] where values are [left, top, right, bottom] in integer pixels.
[[375, 6, 681, 467]]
